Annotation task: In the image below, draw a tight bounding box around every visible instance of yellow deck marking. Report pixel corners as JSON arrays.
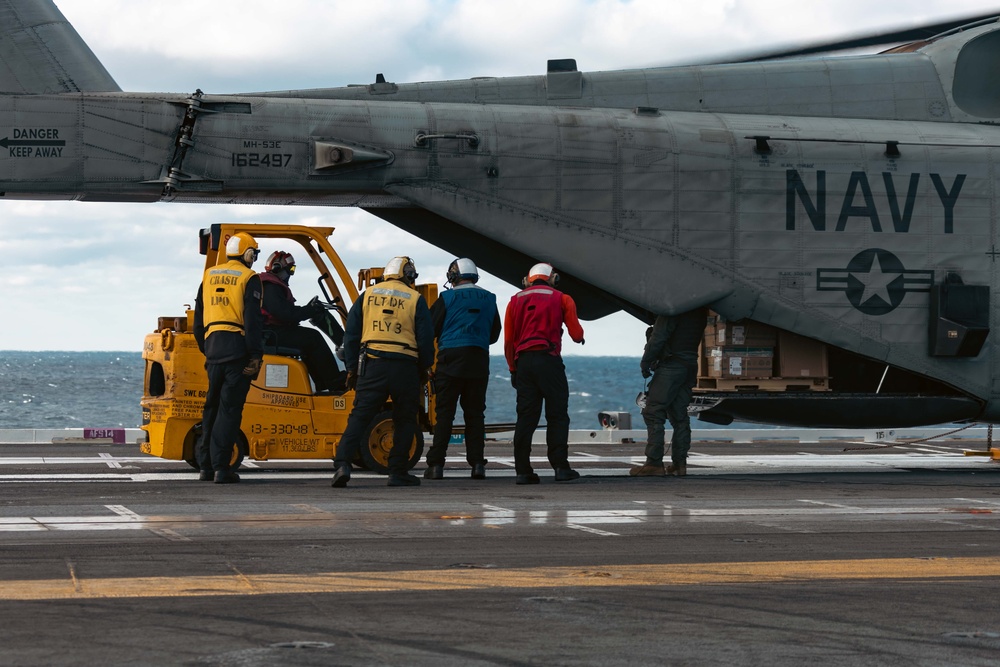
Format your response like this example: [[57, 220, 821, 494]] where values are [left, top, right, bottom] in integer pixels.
[[3, 557, 1000, 601]]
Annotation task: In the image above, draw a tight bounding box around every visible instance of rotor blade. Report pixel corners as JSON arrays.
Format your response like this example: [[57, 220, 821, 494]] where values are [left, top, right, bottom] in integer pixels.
[[688, 12, 1000, 66]]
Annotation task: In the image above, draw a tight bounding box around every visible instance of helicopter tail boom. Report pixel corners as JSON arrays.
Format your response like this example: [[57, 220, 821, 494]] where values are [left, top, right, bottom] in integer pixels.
[[0, 0, 120, 94]]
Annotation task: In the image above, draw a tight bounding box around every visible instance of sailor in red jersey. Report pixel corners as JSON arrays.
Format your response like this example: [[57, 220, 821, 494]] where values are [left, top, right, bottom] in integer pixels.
[[503, 263, 585, 484]]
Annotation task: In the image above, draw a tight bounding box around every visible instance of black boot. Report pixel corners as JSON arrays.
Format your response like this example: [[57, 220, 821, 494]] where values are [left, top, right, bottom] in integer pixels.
[[331, 463, 351, 488], [554, 468, 580, 482], [387, 472, 420, 487], [213, 470, 240, 484]]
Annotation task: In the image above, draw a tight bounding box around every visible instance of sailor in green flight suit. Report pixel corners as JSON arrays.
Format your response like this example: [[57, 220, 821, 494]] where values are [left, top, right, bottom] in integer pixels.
[[631, 308, 708, 478]]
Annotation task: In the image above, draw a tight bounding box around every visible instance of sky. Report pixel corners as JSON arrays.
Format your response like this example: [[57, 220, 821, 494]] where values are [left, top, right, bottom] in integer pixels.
[[2, 0, 998, 353]]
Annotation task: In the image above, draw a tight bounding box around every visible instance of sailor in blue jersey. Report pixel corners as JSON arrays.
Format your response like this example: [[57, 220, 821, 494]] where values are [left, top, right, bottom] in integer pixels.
[[423, 259, 501, 480]]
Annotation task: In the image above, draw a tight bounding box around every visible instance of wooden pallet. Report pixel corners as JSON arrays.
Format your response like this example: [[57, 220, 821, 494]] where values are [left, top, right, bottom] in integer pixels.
[[695, 376, 830, 392]]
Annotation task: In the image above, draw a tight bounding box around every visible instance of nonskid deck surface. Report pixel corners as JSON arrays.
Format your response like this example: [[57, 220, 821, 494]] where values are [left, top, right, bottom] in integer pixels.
[[1, 438, 998, 666]]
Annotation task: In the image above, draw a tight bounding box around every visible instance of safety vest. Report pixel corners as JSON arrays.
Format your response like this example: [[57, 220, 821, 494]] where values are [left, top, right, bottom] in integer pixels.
[[360, 280, 420, 358], [259, 271, 295, 326], [508, 285, 565, 358], [202, 260, 257, 338], [438, 285, 497, 351]]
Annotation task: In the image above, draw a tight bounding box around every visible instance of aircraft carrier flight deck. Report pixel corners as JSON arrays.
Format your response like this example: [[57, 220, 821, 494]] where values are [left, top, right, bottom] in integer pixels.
[[1, 431, 998, 666]]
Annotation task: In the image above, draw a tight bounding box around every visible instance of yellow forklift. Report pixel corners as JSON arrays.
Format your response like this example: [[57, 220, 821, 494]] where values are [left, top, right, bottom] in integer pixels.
[[139, 223, 437, 473]]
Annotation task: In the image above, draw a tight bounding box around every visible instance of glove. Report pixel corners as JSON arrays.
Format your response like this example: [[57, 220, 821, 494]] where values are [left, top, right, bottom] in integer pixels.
[[345, 370, 357, 390], [578, 338, 585, 345], [640, 363, 652, 379], [510, 372, 517, 389], [242, 356, 262, 378], [309, 301, 326, 317]]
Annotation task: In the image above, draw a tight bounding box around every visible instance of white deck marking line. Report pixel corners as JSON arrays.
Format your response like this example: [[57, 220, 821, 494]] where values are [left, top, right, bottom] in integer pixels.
[[0, 452, 987, 468], [0, 503, 995, 534], [953, 498, 1000, 507], [98, 453, 122, 469], [751, 522, 816, 533], [482, 504, 516, 526], [0, 456, 177, 465], [482, 505, 512, 511], [150, 528, 192, 542], [566, 524, 618, 536], [107, 504, 191, 541], [798, 500, 859, 509], [902, 446, 964, 456], [105, 505, 142, 520]]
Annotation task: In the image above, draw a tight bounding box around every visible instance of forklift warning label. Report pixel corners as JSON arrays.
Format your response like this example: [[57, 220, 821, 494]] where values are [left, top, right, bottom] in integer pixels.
[[271, 437, 320, 453], [261, 392, 309, 408]]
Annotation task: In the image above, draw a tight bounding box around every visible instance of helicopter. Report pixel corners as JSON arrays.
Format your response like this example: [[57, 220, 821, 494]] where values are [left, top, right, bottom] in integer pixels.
[[2, 0, 999, 428]]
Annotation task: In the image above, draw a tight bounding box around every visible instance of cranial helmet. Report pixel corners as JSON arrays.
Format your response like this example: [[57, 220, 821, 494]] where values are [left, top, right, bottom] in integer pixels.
[[384, 256, 418, 285], [446, 257, 479, 285], [266, 251, 296, 276], [225, 232, 260, 266], [523, 262, 559, 287]]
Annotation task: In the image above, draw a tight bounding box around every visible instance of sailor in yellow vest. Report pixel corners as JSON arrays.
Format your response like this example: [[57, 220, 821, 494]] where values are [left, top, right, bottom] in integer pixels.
[[193, 232, 264, 484], [332, 256, 435, 487]]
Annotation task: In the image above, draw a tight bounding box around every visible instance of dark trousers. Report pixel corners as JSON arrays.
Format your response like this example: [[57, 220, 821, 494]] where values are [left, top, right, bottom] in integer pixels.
[[335, 357, 419, 474], [641, 360, 696, 464], [511, 351, 570, 475], [197, 358, 253, 473], [426, 373, 488, 467], [269, 325, 341, 391]]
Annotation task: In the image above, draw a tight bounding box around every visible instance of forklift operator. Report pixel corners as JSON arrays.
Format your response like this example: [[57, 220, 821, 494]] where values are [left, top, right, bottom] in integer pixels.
[[260, 251, 344, 393]]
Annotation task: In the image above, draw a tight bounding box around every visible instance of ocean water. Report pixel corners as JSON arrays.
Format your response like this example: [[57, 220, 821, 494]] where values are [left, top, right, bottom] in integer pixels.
[[1, 352, 144, 429], [0, 351, 664, 430]]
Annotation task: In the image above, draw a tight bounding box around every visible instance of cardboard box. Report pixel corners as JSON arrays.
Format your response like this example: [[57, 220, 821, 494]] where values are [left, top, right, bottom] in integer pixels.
[[777, 331, 828, 378], [711, 320, 778, 347], [706, 346, 774, 379]]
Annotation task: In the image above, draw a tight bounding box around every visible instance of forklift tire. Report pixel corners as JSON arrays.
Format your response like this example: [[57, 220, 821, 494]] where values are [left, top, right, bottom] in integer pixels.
[[359, 410, 424, 475], [183, 424, 202, 470], [183, 423, 246, 471]]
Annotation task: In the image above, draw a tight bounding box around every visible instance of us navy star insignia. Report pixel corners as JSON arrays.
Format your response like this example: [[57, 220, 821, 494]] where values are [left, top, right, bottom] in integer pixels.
[[816, 248, 933, 315], [855, 253, 899, 306]]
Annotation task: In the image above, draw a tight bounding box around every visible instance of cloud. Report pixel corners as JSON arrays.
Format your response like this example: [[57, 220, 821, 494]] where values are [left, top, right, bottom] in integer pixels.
[[55, 0, 1000, 90], [4, 0, 993, 351]]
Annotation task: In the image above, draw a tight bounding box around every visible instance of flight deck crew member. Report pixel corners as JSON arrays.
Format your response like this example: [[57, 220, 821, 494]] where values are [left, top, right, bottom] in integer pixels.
[[193, 232, 264, 484], [331, 256, 435, 488], [630, 308, 708, 477], [504, 262, 585, 484], [423, 258, 501, 480], [260, 250, 343, 392]]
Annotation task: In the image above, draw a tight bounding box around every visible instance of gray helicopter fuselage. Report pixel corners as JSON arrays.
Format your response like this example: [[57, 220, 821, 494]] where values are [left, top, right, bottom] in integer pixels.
[[2, 0, 999, 425]]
